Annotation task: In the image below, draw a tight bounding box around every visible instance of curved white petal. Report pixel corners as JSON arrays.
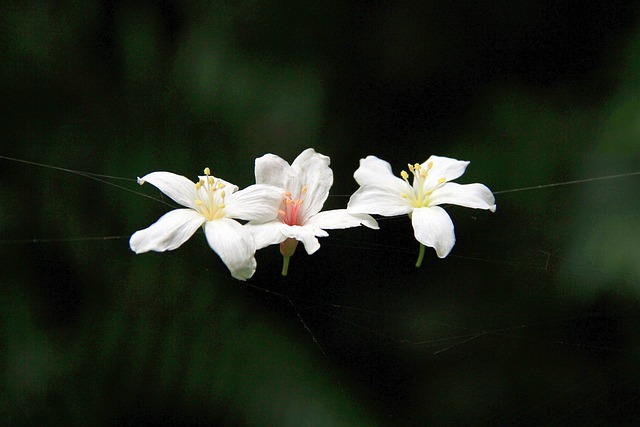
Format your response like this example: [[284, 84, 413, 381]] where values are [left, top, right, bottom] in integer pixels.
[[244, 221, 288, 249], [140, 171, 199, 209], [203, 218, 257, 280], [306, 209, 379, 230], [411, 206, 456, 258], [293, 149, 333, 223], [291, 147, 324, 170], [430, 182, 496, 212], [129, 209, 204, 253], [281, 224, 326, 255], [255, 153, 294, 189], [353, 156, 409, 194], [224, 184, 284, 222], [353, 156, 393, 186], [422, 155, 469, 188], [347, 186, 413, 217]]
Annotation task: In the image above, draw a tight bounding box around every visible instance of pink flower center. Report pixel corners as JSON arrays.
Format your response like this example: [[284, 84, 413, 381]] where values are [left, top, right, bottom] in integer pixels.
[[279, 186, 307, 225]]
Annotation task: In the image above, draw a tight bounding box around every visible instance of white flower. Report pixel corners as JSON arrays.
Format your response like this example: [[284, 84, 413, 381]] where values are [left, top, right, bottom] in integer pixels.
[[347, 155, 495, 265], [245, 148, 378, 275], [129, 167, 283, 280]]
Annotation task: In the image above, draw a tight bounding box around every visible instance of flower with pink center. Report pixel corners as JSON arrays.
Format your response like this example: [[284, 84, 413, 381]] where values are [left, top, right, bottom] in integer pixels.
[[280, 189, 306, 225], [245, 148, 378, 275]]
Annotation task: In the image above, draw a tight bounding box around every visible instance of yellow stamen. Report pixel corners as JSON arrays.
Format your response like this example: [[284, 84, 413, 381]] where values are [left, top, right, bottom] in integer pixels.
[[301, 185, 308, 194], [192, 167, 228, 221], [400, 159, 441, 208]]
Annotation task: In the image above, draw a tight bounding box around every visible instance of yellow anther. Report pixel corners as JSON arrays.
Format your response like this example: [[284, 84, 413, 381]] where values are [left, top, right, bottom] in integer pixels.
[[218, 203, 225, 209], [284, 191, 292, 198], [400, 170, 409, 180], [408, 163, 414, 172], [278, 210, 286, 216], [438, 177, 446, 185], [427, 161, 433, 170], [401, 193, 408, 198], [204, 167, 211, 176], [220, 190, 226, 199], [301, 185, 308, 194], [420, 170, 427, 178], [208, 176, 214, 185], [218, 182, 225, 189], [195, 199, 203, 205], [195, 181, 202, 191], [414, 163, 421, 170]]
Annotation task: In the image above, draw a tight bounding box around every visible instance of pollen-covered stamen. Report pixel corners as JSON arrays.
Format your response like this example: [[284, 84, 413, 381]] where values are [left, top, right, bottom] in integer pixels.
[[399, 161, 447, 208], [193, 167, 227, 220], [279, 186, 307, 225]]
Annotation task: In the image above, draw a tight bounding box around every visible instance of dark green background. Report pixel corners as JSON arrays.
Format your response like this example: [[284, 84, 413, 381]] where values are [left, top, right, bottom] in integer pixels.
[[2, 1, 640, 425]]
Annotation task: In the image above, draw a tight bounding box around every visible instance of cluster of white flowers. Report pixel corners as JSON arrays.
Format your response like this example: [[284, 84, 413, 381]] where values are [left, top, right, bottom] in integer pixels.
[[130, 149, 496, 280]]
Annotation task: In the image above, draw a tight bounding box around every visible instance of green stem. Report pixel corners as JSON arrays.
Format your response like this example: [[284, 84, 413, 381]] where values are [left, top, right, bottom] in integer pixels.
[[281, 255, 290, 276], [415, 243, 425, 268]]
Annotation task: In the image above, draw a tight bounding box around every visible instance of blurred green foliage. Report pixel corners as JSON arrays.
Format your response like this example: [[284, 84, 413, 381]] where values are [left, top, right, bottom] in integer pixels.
[[1, 1, 639, 425]]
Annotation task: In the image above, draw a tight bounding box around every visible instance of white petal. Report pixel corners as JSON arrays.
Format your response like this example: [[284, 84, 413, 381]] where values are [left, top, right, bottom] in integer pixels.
[[281, 224, 327, 255], [224, 184, 284, 222], [430, 182, 496, 212], [411, 206, 456, 258], [255, 153, 294, 189], [244, 221, 288, 249], [292, 149, 333, 222], [353, 156, 412, 201], [306, 209, 379, 230], [353, 156, 393, 186], [203, 218, 257, 280], [129, 209, 204, 253], [140, 171, 199, 209], [347, 186, 413, 216], [422, 155, 469, 188], [353, 156, 409, 194], [291, 147, 324, 170]]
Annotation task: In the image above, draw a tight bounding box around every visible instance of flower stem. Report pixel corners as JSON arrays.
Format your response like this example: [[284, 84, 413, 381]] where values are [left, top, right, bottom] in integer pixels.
[[415, 243, 425, 268], [281, 255, 290, 276]]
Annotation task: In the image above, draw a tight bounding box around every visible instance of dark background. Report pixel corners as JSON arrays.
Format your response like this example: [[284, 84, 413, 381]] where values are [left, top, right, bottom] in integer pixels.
[[2, 1, 640, 425]]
